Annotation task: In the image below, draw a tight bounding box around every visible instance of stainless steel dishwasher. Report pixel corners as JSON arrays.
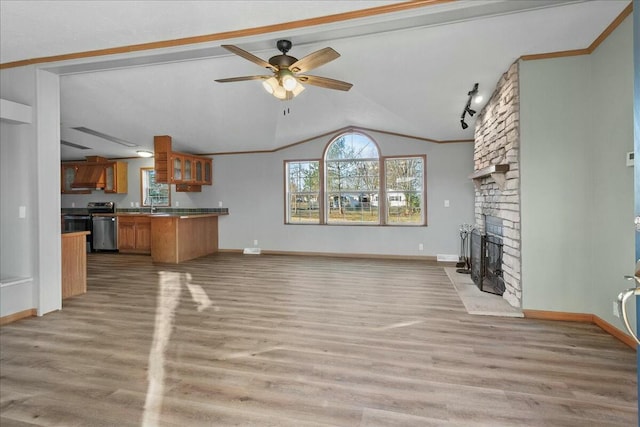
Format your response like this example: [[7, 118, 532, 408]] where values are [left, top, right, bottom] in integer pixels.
[[92, 215, 118, 251]]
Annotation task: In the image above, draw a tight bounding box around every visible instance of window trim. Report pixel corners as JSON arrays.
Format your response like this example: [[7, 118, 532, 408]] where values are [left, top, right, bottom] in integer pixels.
[[382, 154, 427, 226], [323, 130, 382, 225], [283, 158, 322, 225]]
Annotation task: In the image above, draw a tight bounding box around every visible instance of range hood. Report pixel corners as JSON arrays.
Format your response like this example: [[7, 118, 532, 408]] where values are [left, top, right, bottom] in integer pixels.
[[70, 156, 107, 189]]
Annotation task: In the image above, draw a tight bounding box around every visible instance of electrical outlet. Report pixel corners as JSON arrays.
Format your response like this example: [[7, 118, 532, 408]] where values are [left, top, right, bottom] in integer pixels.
[[218, 201, 223, 208], [444, 200, 450, 208], [613, 301, 620, 318], [418, 243, 424, 251], [253, 239, 258, 246]]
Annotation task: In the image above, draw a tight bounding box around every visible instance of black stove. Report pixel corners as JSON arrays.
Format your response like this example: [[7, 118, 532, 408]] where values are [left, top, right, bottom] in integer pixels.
[[87, 201, 115, 214], [62, 202, 115, 252]]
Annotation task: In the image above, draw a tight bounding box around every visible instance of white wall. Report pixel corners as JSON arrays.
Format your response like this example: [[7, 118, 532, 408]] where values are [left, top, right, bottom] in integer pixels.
[[1, 66, 38, 316], [1, 65, 62, 317], [214, 131, 475, 257], [520, 17, 634, 327]]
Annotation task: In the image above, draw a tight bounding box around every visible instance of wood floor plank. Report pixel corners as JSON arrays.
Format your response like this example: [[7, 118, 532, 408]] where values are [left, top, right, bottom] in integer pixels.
[[1, 253, 636, 426]]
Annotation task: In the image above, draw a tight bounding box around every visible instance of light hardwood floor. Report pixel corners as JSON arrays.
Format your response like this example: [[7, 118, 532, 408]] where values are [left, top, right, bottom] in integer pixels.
[[1, 253, 637, 426]]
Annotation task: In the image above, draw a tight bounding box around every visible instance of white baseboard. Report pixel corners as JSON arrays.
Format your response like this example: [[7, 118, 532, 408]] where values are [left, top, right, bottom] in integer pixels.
[[437, 254, 459, 262]]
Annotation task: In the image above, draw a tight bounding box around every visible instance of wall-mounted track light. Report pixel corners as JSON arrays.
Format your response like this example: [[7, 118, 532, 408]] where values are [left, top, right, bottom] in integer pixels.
[[460, 83, 479, 129]]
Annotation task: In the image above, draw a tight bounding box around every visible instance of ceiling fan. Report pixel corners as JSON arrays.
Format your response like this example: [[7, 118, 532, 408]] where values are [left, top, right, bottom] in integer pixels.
[[215, 40, 353, 100]]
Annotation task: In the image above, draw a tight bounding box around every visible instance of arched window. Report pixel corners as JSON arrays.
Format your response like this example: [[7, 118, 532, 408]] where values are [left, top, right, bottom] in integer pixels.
[[325, 132, 380, 224], [285, 129, 426, 226]]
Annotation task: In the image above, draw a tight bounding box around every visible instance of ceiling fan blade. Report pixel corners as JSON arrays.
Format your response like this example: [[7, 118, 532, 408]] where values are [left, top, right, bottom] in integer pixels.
[[221, 45, 277, 71], [214, 75, 270, 83], [298, 75, 353, 91], [289, 47, 340, 73]]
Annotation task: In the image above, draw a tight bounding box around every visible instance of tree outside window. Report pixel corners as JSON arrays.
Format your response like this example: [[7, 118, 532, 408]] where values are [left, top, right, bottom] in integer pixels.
[[325, 133, 379, 224], [286, 161, 320, 223], [384, 157, 424, 224], [141, 168, 170, 207]]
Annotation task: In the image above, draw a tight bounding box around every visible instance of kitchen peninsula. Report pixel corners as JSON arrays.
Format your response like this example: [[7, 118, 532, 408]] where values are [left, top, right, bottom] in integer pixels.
[[114, 211, 227, 263]]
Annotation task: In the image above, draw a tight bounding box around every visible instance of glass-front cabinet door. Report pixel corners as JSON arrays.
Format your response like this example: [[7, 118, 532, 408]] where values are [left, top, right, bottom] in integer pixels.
[[184, 157, 192, 181], [62, 165, 77, 192], [104, 164, 115, 192], [195, 159, 203, 183], [204, 159, 212, 185], [172, 155, 182, 182]]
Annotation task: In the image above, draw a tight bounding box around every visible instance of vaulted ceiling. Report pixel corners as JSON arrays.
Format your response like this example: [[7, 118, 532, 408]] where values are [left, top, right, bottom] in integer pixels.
[[0, 0, 630, 160]]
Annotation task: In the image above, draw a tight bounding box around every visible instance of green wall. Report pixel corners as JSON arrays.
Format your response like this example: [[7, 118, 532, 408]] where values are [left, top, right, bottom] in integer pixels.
[[520, 17, 634, 328]]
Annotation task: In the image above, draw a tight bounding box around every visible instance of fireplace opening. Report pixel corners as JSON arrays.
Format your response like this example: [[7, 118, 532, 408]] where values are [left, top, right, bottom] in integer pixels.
[[470, 216, 505, 296]]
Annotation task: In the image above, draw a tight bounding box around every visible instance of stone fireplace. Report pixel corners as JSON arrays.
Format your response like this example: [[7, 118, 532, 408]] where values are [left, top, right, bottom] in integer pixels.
[[469, 61, 521, 307]]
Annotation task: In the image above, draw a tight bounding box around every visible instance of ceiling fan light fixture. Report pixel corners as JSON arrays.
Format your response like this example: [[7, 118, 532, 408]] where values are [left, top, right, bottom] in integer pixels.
[[273, 84, 289, 100], [262, 77, 278, 95], [279, 70, 298, 92], [291, 83, 305, 97]]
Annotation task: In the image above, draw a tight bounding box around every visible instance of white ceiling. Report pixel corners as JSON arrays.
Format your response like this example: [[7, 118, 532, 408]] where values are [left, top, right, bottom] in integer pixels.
[[0, 0, 630, 160]]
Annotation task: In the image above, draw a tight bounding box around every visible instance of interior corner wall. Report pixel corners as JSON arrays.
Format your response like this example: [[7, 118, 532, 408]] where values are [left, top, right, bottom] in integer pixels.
[[1, 65, 62, 318], [588, 16, 635, 329], [1, 66, 38, 317], [520, 16, 634, 326], [213, 132, 475, 257]]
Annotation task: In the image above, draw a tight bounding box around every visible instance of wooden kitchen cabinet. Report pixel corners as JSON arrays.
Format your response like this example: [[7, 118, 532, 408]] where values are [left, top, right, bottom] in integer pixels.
[[104, 162, 128, 193], [154, 135, 212, 190], [61, 164, 92, 194], [61, 160, 128, 194], [172, 154, 183, 182], [203, 158, 212, 185], [194, 158, 203, 182], [154, 135, 171, 183], [118, 216, 151, 254]]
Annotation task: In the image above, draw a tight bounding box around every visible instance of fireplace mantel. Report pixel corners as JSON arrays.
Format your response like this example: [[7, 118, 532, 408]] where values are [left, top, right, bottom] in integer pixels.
[[469, 164, 510, 190]]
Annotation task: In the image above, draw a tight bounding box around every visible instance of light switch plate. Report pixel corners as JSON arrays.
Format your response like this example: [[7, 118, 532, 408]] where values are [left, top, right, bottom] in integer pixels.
[[18, 206, 26, 218]]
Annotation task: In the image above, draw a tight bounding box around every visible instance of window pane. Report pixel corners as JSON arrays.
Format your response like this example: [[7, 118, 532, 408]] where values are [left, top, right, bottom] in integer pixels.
[[386, 192, 423, 224], [325, 133, 379, 160], [385, 157, 424, 224], [326, 160, 378, 191], [142, 169, 170, 207], [288, 194, 320, 223], [325, 132, 380, 224], [327, 192, 379, 223], [286, 161, 320, 224]]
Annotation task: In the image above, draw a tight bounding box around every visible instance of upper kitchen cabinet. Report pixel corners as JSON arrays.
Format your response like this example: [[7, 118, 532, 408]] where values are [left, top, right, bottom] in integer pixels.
[[61, 164, 90, 194], [61, 157, 128, 194], [154, 135, 212, 190], [104, 162, 128, 194], [204, 158, 212, 185]]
